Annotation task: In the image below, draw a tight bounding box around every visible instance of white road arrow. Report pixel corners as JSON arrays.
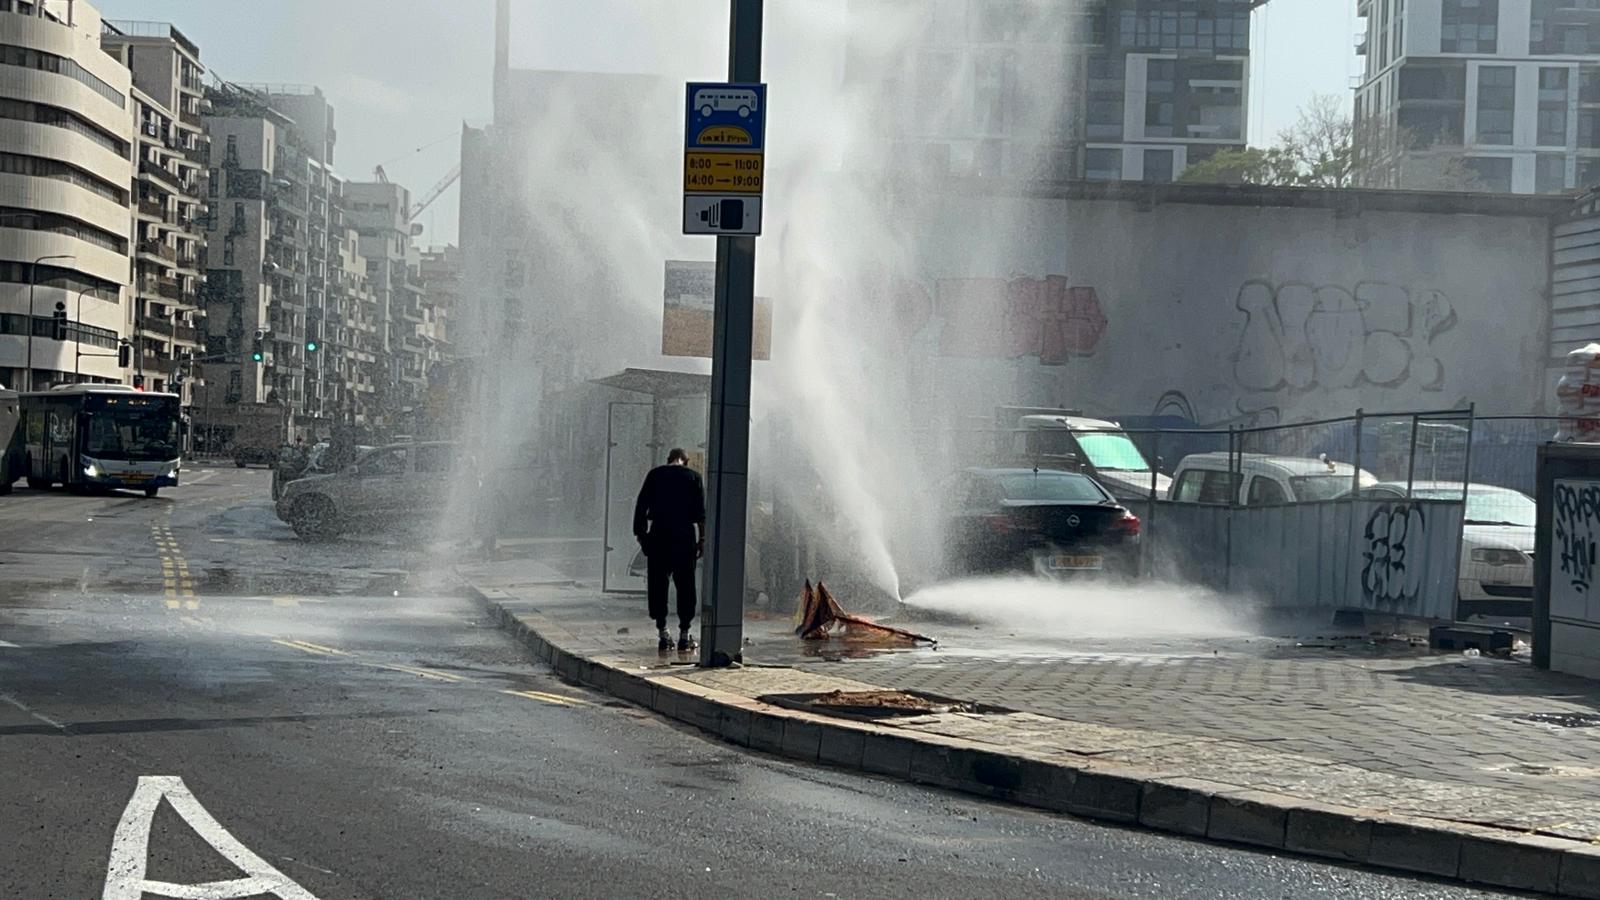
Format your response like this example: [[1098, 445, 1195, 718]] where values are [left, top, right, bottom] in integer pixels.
[[103, 775, 321, 900]]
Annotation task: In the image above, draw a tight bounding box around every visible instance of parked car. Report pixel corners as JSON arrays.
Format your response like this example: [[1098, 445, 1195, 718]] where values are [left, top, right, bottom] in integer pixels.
[[942, 467, 1141, 578], [1169, 453, 1376, 506], [276, 441, 465, 540], [1008, 414, 1171, 502], [1356, 481, 1535, 618]]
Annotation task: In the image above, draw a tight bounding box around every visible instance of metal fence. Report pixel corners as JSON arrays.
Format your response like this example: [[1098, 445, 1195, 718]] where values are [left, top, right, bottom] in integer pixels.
[[921, 407, 1557, 621]]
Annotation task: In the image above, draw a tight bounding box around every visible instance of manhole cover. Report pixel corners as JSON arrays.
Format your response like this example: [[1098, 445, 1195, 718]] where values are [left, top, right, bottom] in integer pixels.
[[1520, 712, 1600, 728]]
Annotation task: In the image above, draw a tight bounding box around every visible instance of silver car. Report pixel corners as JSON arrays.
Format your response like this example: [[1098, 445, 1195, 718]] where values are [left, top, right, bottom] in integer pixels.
[[276, 441, 465, 540]]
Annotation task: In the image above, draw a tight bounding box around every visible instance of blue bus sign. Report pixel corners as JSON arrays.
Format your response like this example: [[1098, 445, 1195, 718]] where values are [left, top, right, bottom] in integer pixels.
[[685, 82, 766, 151]]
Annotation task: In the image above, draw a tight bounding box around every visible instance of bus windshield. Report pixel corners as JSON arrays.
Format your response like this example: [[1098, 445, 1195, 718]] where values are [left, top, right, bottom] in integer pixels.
[[86, 410, 180, 461]]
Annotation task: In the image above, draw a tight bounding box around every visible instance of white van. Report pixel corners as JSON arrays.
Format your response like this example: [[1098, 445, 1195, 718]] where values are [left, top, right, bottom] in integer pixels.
[[1168, 452, 1377, 506], [1010, 414, 1171, 502]]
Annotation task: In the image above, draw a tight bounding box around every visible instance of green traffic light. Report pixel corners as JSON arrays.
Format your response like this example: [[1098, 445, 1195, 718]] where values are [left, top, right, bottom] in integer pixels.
[[251, 352, 264, 362], [305, 341, 318, 352]]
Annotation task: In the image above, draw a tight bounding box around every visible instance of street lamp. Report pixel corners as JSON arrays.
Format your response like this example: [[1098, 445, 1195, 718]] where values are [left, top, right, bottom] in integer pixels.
[[72, 284, 101, 378], [24, 253, 75, 390]]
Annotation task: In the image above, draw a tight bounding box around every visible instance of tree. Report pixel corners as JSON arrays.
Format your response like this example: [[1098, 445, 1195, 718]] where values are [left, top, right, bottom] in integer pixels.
[[1179, 93, 1481, 192]]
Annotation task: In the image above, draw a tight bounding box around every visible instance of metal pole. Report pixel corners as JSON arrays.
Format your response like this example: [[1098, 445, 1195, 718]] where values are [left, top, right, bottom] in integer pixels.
[[73, 286, 94, 379], [1352, 408, 1365, 493], [699, 0, 763, 667], [1405, 413, 1420, 498], [24, 254, 73, 391]]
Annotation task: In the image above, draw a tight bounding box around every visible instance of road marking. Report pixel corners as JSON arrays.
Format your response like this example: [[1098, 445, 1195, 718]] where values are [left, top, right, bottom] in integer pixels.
[[270, 639, 348, 657], [184, 599, 199, 610], [1, 693, 66, 730], [501, 688, 591, 707], [0, 639, 18, 648], [103, 775, 321, 900], [271, 596, 324, 607], [362, 662, 467, 682], [165, 600, 181, 610]]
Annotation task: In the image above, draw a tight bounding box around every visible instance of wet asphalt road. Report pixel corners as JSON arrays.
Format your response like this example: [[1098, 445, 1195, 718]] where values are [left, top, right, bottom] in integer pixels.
[[0, 465, 1522, 899]]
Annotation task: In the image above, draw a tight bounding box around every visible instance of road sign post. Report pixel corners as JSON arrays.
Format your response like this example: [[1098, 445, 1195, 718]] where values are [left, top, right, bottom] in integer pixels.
[[694, 0, 764, 667]]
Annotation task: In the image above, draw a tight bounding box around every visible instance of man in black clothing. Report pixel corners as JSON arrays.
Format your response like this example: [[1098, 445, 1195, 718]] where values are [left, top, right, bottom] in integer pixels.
[[633, 448, 706, 651]]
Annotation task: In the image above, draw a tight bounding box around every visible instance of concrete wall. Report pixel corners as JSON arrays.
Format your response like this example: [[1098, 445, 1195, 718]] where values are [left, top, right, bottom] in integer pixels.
[[888, 185, 1560, 427]]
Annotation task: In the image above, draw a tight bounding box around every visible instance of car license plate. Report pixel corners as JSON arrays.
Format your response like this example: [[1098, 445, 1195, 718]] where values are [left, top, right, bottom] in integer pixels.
[[1051, 554, 1103, 570], [120, 473, 150, 481]]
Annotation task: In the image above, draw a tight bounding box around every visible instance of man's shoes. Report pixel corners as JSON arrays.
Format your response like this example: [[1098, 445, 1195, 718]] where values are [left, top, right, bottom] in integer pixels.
[[657, 628, 673, 651], [677, 632, 697, 653]]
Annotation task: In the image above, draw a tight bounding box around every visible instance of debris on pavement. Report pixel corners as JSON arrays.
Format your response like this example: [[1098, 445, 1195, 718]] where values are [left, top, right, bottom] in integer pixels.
[[794, 581, 935, 646]]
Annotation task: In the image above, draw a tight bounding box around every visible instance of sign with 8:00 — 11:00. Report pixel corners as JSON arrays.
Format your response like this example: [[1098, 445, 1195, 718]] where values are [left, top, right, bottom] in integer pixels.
[[684, 82, 765, 236]]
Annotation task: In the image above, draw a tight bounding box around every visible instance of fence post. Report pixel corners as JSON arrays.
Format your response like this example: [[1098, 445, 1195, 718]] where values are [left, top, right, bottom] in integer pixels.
[[1406, 413, 1420, 498], [1352, 408, 1365, 492], [1225, 425, 1236, 592], [1146, 428, 1161, 578], [1452, 404, 1477, 621]]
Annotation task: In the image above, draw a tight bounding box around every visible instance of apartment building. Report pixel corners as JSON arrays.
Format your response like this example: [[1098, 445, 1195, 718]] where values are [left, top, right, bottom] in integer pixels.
[[1356, 0, 1600, 193], [100, 20, 207, 403], [849, 0, 1254, 183], [342, 180, 426, 417], [195, 82, 335, 443], [0, 0, 133, 391]]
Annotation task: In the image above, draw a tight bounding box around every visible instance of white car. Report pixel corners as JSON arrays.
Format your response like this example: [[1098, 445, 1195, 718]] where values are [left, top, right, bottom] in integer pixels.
[[1358, 481, 1535, 618], [276, 441, 465, 540], [1169, 452, 1377, 505]]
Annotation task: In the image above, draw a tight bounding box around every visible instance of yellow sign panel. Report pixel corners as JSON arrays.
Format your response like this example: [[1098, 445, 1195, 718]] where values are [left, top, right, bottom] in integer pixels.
[[695, 125, 754, 146], [684, 151, 764, 194]]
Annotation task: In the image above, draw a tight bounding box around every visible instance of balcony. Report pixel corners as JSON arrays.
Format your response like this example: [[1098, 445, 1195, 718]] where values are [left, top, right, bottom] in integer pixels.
[[174, 323, 202, 345], [139, 159, 183, 191], [140, 316, 174, 337], [138, 239, 177, 263], [138, 197, 165, 219], [180, 107, 203, 129]]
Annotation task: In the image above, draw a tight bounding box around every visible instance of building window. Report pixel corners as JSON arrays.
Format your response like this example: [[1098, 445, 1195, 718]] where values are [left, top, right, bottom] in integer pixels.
[[1532, 0, 1600, 55], [1475, 66, 1515, 145], [1085, 147, 1122, 180], [0, 96, 127, 156], [1143, 149, 1174, 183], [1085, 55, 1124, 141], [225, 134, 238, 166], [1540, 68, 1571, 146], [1537, 154, 1569, 192], [0, 43, 124, 108], [1144, 59, 1176, 138], [208, 168, 219, 197], [1465, 156, 1513, 191], [1441, 0, 1498, 53], [1580, 156, 1600, 189], [222, 235, 234, 266]]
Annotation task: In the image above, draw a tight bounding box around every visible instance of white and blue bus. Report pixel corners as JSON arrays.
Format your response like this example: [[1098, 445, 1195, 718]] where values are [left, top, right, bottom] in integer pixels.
[[20, 385, 182, 497]]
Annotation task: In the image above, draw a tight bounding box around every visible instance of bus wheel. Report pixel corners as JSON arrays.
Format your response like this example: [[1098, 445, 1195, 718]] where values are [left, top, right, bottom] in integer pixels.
[[144, 487, 159, 498], [25, 477, 48, 490]]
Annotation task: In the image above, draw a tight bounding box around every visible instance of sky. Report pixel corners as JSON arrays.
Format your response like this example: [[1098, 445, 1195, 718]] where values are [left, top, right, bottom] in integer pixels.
[[92, 0, 1362, 246]]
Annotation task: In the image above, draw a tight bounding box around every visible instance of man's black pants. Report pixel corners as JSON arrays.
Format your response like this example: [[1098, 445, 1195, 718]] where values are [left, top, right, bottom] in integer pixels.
[[647, 548, 697, 631]]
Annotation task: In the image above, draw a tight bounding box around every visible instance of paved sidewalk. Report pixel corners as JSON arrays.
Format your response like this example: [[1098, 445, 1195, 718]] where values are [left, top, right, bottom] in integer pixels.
[[459, 559, 1600, 895]]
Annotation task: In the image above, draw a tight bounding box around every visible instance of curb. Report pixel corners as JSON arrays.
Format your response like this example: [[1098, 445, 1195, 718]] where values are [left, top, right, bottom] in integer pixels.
[[468, 583, 1599, 897]]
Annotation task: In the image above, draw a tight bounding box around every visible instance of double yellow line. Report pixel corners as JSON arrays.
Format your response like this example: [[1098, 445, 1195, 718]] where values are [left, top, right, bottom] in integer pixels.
[[152, 523, 197, 611], [269, 638, 590, 706]]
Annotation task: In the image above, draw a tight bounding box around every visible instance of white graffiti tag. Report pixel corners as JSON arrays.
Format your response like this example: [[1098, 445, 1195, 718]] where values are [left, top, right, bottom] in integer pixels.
[[1233, 281, 1456, 397]]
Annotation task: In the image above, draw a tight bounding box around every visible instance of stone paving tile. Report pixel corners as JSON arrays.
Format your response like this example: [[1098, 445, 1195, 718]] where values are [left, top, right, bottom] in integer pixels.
[[469, 577, 1600, 839]]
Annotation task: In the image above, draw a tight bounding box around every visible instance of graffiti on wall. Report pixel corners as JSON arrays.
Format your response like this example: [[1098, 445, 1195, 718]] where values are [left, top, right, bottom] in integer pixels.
[[1555, 480, 1600, 596], [1361, 502, 1428, 609], [1233, 281, 1457, 400], [927, 276, 1108, 365]]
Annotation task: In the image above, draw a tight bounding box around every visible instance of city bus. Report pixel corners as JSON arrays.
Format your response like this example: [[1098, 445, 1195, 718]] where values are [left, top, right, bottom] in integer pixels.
[[20, 385, 182, 497]]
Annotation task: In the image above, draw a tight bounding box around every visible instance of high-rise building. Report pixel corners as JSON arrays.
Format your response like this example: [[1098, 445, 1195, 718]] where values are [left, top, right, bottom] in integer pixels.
[[195, 82, 334, 443], [342, 179, 419, 417], [0, 0, 134, 391], [101, 20, 208, 405], [850, 0, 1255, 183], [1355, 0, 1600, 194]]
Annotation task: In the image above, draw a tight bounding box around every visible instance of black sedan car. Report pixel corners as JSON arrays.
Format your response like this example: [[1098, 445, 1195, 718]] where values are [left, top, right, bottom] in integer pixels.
[[943, 468, 1141, 577]]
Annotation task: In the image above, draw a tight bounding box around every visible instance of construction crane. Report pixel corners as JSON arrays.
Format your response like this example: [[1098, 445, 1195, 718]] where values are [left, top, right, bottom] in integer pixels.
[[407, 164, 460, 221]]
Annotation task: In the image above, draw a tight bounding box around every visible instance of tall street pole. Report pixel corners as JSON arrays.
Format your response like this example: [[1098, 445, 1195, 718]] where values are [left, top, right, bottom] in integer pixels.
[[25, 254, 73, 391], [699, 0, 763, 667]]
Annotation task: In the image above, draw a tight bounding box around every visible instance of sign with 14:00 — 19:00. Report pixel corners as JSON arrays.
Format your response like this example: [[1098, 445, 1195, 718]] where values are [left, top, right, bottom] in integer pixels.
[[684, 82, 765, 236]]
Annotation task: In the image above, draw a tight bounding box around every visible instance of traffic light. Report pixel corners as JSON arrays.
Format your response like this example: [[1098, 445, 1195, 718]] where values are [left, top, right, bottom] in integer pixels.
[[251, 328, 265, 363], [132, 373, 144, 390], [305, 339, 318, 353], [51, 302, 67, 341], [117, 342, 130, 367]]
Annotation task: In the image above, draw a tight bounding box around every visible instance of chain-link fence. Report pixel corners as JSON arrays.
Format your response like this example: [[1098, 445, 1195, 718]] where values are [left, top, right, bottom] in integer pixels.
[[908, 407, 1555, 621]]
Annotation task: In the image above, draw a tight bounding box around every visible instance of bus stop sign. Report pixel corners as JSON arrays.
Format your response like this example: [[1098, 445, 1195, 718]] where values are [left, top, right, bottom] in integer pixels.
[[683, 82, 765, 236]]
